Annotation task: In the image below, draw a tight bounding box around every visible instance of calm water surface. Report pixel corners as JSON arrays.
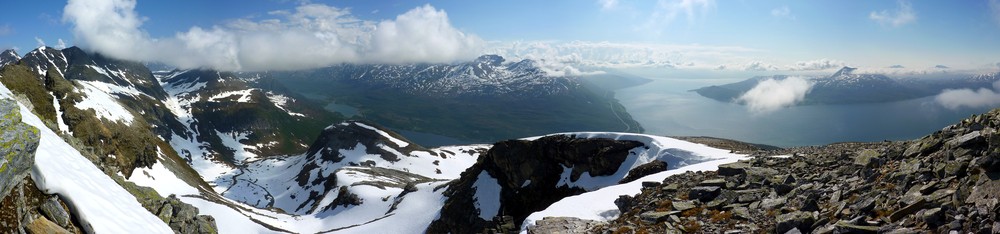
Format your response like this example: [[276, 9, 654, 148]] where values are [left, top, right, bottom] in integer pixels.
[[616, 76, 994, 147]]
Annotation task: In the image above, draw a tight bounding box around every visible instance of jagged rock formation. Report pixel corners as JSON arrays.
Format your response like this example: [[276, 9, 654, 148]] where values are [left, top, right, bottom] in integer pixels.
[[429, 135, 645, 233], [589, 108, 1000, 233]]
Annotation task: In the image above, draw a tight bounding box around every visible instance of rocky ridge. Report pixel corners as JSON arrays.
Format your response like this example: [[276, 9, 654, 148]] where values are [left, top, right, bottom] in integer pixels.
[[575, 108, 1000, 233]]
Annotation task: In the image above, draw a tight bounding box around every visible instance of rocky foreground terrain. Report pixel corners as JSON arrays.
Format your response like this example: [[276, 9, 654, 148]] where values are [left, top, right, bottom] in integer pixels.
[[529, 109, 1000, 233]]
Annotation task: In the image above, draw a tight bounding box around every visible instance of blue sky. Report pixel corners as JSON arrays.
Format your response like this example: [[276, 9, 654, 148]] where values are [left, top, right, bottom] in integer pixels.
[[2, 0, 999, 73]]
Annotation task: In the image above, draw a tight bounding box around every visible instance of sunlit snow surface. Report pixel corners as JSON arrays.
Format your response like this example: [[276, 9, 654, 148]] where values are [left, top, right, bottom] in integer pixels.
[[0, 84, 173, 234]]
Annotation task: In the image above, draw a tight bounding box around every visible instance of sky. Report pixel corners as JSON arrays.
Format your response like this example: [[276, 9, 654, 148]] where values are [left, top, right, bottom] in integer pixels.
[[1, 0, 999, 74]]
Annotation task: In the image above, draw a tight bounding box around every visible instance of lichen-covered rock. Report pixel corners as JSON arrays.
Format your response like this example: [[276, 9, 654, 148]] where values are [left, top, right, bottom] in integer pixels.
[[0, 98, 40, 200]]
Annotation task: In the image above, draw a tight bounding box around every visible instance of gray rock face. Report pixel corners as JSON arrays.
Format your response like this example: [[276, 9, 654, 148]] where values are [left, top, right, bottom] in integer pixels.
[[0, 99, 39, 200]]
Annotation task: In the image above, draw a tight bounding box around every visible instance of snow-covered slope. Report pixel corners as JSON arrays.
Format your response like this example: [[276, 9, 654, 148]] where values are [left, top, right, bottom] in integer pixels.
[[0, 84, 172, 234], [131, 120, 491, 233]]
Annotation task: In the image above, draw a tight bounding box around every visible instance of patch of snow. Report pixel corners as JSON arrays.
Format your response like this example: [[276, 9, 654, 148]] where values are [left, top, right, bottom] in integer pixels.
[[74, 81, 139, 124], [770, 154, 793, 159], [215, 130, 259, 163], [208, 89, 255, 103], [51, 92, 70, 134], [0, 85, 173, 234], [473, 171, 502, 219], [354, 122, 409, 148], [265, 91, 304, 117]]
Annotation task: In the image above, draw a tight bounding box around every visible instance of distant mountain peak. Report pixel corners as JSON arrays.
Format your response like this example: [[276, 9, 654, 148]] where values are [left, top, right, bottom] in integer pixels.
[[0, 49, 19, 67], [474, 54, 505, 66], [831, 66, 857, 78]]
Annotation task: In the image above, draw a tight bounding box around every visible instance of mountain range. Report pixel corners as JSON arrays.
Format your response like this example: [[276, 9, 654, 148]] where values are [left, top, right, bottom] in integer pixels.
[[694, 66, 1000, 105], [1, 46, 999, 234]]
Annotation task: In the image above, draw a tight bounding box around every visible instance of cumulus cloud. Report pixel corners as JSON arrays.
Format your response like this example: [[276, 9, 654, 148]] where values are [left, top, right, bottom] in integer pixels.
[[742, 61, 779, 71], [771, 6, 794, 20], [63, 0, 482, 71], [34, 37, 45, 47], [789, 58, 845, 71], [737, 77, 813, 114], [870, 0, 916, 27], [486, 40, 757, 72], [936, 81, 1000, 109], [889, 65, 905, 69]]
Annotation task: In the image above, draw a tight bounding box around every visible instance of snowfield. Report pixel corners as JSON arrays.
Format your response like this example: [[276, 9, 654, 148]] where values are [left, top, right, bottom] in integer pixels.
[[0, 84, 173, 234]]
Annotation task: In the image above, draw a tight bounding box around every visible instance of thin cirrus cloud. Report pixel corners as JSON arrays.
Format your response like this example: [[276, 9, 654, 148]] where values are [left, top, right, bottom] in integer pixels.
[[870, 0, 917, 27], [62, 0, 483, 71], [638, 0, 715, 36], [737, 77, 813, 114], [990, 0, 1000, 26], [770, 6, 794, 20]]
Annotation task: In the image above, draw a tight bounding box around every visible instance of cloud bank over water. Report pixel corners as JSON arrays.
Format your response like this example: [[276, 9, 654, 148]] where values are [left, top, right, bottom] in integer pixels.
[[737, 77, 813, 114], [935, 81, 1000, 109]]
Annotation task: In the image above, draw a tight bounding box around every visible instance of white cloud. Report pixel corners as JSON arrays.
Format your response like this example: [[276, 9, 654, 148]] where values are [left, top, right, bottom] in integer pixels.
[[990, 0, 1000, 26], [935, 81, 1000, 109], [486, 40, 760, 73], [63, 0, 482, 71], [35, 37, 45, 47], [770, 6, 794, 20], [870, 0, 916, 27], [789, 58, 845, 71], [742, 60, 779, 71], [598, 0, 619, 10], [737, 77, 813, 114], [55, 39, 67, 49]]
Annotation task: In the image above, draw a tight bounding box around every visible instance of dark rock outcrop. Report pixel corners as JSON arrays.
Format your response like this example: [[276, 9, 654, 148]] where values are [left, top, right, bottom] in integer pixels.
[[429, 135, 644, 233], [595, 108, 1000, 233], [0, 99, 39, 200]]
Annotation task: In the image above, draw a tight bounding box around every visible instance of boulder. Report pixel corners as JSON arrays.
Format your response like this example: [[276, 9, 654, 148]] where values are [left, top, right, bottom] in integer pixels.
[[718, 162, 750, 176], [689, 186, 722, 202], [25, 216, 70, 234], [0, 99, 40, 200], [776, 211, 815, 234], [619, 160, 668, 184], [39, 197, 69, 228]]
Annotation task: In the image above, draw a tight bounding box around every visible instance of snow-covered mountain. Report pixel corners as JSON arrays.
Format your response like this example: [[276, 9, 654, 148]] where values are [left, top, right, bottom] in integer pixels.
[[295, 55, 574, 99], [0, 49, 19, 68], [0, 48, 722, 233]]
